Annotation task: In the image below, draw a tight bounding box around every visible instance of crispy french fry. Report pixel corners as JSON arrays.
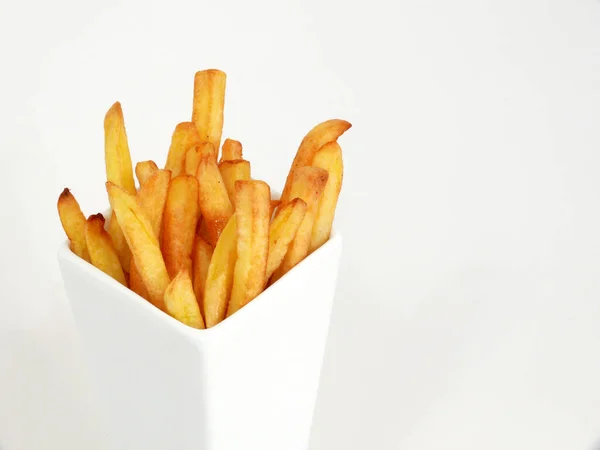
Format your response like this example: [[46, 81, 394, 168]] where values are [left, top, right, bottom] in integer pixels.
[[135, 160, 159, 187], [271, 167, 328, 283], [107, 182, 170, 311], [107, 212, 131, 273], [265, 198, 307, 280], [185, 142, 216, 176], [85, 213, 127, 285], [162, 175, 200, 278], [227, 181, 271, 316], [279, 119, 351, 208], [203, 214, 237, 327], [196, 155, 234, 246], [192, 234, 213, 314], [218, 159, 251, 208], [104, 102, 136, 195], [165, 122, 201, 177], [57, 188, 90, 262], [104, 102, 135, 272], [129, 169, 171, 299], [164, 269, 205, 329], [192, 69, 226, 151], [309, 142, 343, 252], [220, 138, 242, 162]]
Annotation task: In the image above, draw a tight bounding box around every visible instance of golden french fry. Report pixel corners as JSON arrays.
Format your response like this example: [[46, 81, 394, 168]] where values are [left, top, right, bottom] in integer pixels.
[[192, 234, 213, 315], [196, 155, 234, 246], [218, 159, 251, 207], [265, 198, 307, 280], [309, 142, 343, 252], [107, 212, 131, 273], [85, 213, 127, 285], [104, 101, 136, 195], [57, 188, 90, 262], [106, 182, 170, 311], [192, 69, 226, 151], [185, 142, 216, 176], [203, 214, 237, 327], [129, 169, 171, 299], [135, 160, 159, 187], [279, 119, 351, 207], [271, 167, 328, 283], [220, 138, 242, 162], [165, 122, 201, 177], [227, 181, 271, 317], [162, 175, 200, 278], [164, 269, 205, 329]]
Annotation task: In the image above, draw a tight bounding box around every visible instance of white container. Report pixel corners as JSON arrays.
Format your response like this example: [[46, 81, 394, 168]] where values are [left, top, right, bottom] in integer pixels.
[[57, 225, 342, 450]]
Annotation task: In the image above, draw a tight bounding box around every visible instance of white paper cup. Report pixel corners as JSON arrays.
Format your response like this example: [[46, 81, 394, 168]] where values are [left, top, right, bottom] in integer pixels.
[[58, 223, 342, 450]]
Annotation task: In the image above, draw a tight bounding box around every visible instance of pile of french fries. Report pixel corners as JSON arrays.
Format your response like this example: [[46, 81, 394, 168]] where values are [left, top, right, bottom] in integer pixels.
[[57, 69, 351, 329]]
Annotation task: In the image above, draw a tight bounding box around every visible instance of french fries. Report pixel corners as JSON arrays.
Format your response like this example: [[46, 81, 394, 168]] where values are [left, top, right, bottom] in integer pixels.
[[85, 213, 127, 285], [220, 138, 243, 162], [192, 235, 213, 315], [185, 142, 216, 176], [265, 198, 307, 280], [162, 175, 200, 278], [218, 159, 251, 208], [104, 102, 136, 272], [136, 160, 159, 186], [227, 181, 271, 316], [196, 155, 234, 246], [164, 269, 205, 329], [130, 169, 171, 299], [107, 182, 170, 311], [57, 68, 351, 329], [271, 167, 328, 283], [192, 69, 226, 151], [104, 102, 136, 195], [309, 142, 343, 252], [279, 119, 351, 208], [203, 215, 237, 327], [57, 188, 90, 262], [165, 122, 201, 177]]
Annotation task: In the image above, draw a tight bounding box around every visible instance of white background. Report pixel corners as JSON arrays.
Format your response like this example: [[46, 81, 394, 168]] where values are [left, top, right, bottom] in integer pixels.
[[1, 0, 600, 449]]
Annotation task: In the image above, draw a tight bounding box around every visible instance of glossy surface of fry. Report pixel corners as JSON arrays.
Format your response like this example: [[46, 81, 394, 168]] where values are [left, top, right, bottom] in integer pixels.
[[271, 167, 328, 283], [220, 138, 242, 162], [192, 69, 226, 151], [192, 235, 213, 315], [227, 181, 271, 317], [107, 182, 170, 311], [203, 215, 237, 327], [279, 119, 350, 207], [218, 159, 251, 208], [196, 155, 234, 246], [165, 122, 201, 177], [164, 269, 205, 329], [57, 188, 90, 262], [185, 142, 216, 176], [104, 102, 136, 195], [265, 198, 307, 280], [310, 142, 343, 252], [85, 213, 127, 285], [162, 175, 199, 278], [135, 160, 159, 187]]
